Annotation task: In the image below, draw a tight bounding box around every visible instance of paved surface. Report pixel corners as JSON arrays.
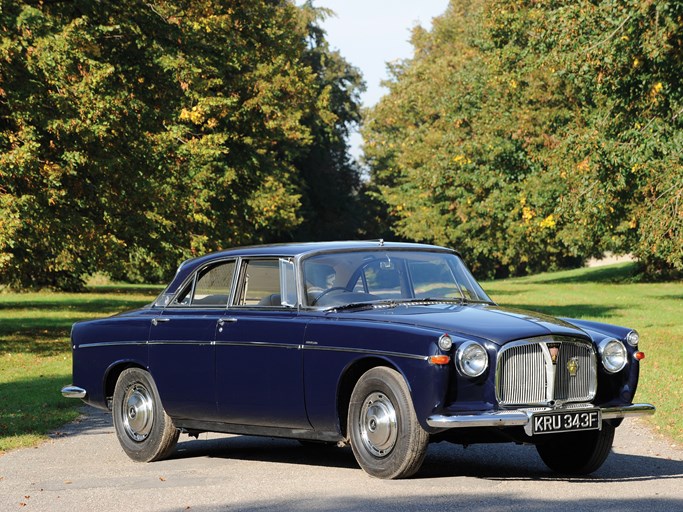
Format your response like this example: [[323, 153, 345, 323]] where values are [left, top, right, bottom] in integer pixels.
[[1, 406, 682, 511]]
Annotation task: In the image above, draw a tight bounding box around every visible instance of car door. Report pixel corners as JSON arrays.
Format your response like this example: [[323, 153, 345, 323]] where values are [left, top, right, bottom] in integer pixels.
[[214, 257, 311, 429], [148, 259, 236, 420]]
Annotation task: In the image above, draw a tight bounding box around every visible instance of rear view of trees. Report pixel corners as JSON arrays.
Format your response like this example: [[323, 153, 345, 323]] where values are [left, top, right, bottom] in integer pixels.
[[0, 0, 363, 289], [365, 0, 682, 278]]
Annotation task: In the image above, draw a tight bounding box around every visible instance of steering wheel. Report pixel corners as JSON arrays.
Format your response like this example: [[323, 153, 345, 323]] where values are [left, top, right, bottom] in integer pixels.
[[311, 287, 349, 306]]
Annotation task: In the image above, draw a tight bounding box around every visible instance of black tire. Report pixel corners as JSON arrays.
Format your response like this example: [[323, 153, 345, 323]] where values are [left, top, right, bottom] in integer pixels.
[[536, 422, 615, 475], [347, 367, 429, 479], [112, 368, 179, 462]]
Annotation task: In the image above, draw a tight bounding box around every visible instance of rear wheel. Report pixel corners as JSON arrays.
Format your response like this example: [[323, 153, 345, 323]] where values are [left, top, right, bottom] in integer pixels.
[[112, 368, 179, 462], [347, 367, 429, 479], [536, 422, 615, 475]]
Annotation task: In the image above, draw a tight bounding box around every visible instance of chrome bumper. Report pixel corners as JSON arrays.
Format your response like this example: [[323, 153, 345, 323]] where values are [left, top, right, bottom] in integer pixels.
[[61, 385, 87, 399], [427, 403, 655, 429]]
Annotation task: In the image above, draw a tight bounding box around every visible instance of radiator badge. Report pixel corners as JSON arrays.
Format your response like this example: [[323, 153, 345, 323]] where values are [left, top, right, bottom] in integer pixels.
[[548, 344, 560, 364], [567, 357, 580, 377]]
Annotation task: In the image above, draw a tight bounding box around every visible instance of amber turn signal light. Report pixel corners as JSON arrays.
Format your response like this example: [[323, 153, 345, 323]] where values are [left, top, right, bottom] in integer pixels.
[[635, 352, 645, 361], [429, 355, 451, 365]]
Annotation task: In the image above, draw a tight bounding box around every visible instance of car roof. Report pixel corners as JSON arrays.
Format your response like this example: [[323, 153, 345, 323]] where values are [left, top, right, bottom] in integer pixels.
[[164, 241, 456, 294]]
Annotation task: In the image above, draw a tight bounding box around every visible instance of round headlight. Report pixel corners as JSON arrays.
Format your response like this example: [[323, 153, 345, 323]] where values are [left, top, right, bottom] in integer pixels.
[[626, 330, 639, 347], [438, 334, 453, 352], [456, 341, 488, 378], [599, 338, 627, 373]]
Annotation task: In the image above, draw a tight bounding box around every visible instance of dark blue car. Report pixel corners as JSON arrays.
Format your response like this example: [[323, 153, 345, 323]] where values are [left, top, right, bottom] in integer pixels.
[[62, 241, 654, 478]]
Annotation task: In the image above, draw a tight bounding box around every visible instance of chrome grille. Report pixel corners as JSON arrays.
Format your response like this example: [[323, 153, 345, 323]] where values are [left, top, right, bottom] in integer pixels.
[[496, 337, 596, 407]]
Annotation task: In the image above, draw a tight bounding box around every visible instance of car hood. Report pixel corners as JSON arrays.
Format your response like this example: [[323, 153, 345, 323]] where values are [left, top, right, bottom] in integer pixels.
[[337, 303, 589, 345]]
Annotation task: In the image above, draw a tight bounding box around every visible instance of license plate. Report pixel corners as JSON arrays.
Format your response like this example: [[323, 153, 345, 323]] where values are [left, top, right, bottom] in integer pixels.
[[531, 409, 601, 435]]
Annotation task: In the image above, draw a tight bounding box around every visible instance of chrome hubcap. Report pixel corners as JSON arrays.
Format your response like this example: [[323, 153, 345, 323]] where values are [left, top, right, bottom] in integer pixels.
[[359, 392, 397, 457], [121, 384, 153, 442]]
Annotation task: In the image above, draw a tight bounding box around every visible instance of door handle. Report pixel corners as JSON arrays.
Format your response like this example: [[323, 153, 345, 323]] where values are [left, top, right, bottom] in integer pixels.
[[152, 318, 170, 326], [218, 317, 238, 326]]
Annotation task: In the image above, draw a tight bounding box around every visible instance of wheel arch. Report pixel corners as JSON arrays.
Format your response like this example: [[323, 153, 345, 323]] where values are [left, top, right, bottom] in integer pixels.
[[103, 360, 147, 410], [336, 356, 402, 438]]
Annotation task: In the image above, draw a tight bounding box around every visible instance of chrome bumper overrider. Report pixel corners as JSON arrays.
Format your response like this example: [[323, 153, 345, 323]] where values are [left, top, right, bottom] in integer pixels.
[[426, 403, 655, 429], [61, 385, 87, 399]]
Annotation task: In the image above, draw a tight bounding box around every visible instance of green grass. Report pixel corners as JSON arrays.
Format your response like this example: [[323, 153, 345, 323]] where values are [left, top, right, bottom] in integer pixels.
[[0, 264, 680, 453], [484, 262, 683, 443], [0, 285, 162, 452]]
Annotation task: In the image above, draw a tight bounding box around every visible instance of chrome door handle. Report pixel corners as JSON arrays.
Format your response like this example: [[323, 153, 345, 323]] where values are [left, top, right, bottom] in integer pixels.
[[152, 318, 170, 326], [218, 317, 237, 326]]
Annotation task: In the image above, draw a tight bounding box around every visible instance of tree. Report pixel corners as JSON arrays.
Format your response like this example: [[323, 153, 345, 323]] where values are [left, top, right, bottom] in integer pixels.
[[291, 1, 365, 241], [364, 0, 682, 278], [0, 0, 363, 289]]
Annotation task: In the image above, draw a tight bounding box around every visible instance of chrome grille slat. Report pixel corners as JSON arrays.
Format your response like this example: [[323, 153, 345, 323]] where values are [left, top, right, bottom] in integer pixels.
[[554, 343, 593, 401], [498, 343, 546, 404], [496, 337, 596, 407]]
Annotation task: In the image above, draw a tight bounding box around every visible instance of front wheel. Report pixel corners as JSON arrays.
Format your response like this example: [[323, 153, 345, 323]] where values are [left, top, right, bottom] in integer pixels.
[[536, 422, 615, 475], [347, 367, 429, 479], [112, 368, 179, 462]]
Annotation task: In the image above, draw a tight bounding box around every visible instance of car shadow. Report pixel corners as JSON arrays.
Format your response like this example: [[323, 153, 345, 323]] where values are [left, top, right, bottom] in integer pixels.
[[167, 431, 683, 483], [419, 440, 683, 483], [172, 435, 359, 470], [60, 406, 683, 483]]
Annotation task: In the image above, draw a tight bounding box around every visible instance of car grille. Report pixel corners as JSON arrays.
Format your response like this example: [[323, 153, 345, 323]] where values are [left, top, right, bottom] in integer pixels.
[[495, 337, 597, 407]]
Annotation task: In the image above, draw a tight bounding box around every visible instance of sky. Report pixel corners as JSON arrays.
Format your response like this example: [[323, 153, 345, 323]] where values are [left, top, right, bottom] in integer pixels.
[[303, 0, 451, 160]]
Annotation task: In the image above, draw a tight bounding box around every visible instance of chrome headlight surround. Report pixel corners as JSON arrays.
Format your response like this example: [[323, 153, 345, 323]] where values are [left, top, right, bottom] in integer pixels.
[[599, 338, 627, 373], [626, 330, 639, 347], [438, 334, 453, 352], [455, 341, 488, 378]]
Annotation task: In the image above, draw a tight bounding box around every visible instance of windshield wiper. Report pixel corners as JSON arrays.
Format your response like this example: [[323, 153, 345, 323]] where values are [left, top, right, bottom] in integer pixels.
[[394, 297, 461, 304], [323, 300, 399, 312], [323, 297, 492, 312]]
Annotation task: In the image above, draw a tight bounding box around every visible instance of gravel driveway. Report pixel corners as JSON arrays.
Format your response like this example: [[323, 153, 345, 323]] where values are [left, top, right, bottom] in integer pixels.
[[1, 406, 682, 511]]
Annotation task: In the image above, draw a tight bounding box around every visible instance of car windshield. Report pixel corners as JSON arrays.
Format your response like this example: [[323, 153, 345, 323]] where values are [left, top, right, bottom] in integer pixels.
[[302, 250, 493, 309]]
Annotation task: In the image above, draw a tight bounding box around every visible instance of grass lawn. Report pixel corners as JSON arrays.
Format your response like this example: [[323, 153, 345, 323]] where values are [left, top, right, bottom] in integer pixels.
[[0, 263, 680, 453], [0, 284, 162, 452]]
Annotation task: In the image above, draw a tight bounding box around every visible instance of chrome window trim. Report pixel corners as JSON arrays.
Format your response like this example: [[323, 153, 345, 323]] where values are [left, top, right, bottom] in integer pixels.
[[165, 257, 238, 309], [297, 248, 493, 310], [231, 256, 299, 309]]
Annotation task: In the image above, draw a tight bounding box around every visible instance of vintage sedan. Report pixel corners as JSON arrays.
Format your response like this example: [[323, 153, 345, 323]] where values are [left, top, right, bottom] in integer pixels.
[[62, 241, 654, 478]]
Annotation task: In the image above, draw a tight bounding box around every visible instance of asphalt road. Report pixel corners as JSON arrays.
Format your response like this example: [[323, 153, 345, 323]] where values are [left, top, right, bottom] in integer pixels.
[[1, 406, 682, 512]]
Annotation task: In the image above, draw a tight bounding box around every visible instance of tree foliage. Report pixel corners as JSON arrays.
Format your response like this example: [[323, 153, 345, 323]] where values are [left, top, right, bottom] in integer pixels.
[[365, 0, 682, 278], [0, 0, 363, 289]]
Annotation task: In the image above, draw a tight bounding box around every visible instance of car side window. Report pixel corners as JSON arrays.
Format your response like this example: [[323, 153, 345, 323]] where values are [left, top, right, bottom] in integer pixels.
[[235, 259, 283, 307], [173, 260, 235, 307]]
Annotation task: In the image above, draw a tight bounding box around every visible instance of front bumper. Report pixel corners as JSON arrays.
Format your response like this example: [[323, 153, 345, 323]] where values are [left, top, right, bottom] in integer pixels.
[[427, 403, 655, 432], [61, 385, 87, 399]]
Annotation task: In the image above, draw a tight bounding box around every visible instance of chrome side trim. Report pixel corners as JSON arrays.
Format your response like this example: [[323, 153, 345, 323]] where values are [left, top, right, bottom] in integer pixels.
[[61, 386, 87, 399], [79, 341, 147, 349], [302, 344, 429, 361], [77, 340, 427, 361], [426, 403, 655, 429], [214, 341, 301, 350], [148, 340, 213, 346]]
